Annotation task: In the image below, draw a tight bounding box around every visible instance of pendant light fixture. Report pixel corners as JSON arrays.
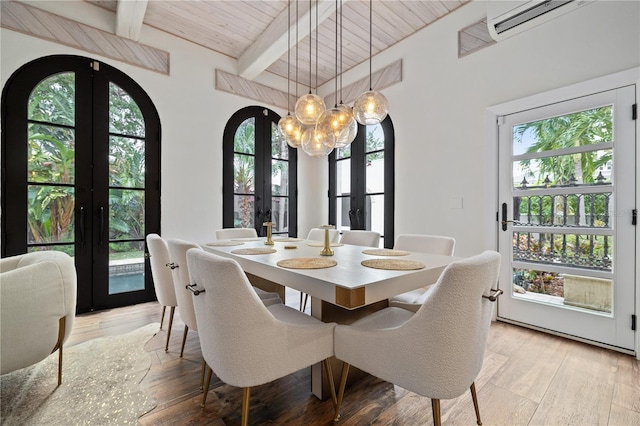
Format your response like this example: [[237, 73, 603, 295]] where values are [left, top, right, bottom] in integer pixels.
[[302, 0, 333, 157], [316, 0, 356, 150], [295, 0, 325, 126], [353, 0, 389, 125], [278, 0, 303, 147]]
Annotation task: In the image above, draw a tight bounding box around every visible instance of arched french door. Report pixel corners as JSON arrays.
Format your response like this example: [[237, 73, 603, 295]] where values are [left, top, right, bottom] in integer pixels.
[[222, 106, 298, 237], [2, 55, 161, 313]]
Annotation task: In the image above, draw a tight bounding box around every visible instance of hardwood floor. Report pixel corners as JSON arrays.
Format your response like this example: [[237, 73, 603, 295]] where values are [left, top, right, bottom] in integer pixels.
[[69, 293, 640, 425]]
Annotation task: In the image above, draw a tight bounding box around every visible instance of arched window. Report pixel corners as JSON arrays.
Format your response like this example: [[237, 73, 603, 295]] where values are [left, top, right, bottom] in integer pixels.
[[329, 116, 395, 247], [222, 106, 298, 237], [1, 55, 161, 312]]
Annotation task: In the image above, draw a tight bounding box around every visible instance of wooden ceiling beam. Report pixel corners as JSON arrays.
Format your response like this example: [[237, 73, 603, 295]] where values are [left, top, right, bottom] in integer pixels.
[[238, 0, 349, 81], [116, 0, 148, 41]]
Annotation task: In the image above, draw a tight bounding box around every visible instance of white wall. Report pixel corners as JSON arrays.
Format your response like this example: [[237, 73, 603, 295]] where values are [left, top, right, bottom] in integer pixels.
[[1, 0, 639, 253]]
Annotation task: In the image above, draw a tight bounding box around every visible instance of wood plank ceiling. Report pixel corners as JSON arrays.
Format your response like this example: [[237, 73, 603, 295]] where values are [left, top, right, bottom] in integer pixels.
[[87, 0, 470, 88]]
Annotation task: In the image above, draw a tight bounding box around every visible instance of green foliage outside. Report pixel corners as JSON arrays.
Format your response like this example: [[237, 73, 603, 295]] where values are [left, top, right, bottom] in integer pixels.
[[27, 73, 146, 259]]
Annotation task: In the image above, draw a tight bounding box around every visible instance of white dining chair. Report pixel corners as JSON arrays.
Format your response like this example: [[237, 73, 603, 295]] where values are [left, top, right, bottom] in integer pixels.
[[388, 234, 456, 312], [339, 230, 380, 247], [215, 228, 258, 240], [306, 228, 339, 243], [146, 233, 178, 351], [186, 249, 337, 426], [333, 251, 502, 425]]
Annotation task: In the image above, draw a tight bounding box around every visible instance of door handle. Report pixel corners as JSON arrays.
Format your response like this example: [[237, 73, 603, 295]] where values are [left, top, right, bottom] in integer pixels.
[[99, 206, 105, 246], [500, 203, 518, 230], [356, 208, 362, 228], [79, 206, 85, 246]]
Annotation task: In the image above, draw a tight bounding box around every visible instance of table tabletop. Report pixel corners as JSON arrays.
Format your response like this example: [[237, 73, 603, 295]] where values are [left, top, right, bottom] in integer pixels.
[[202, 238, 459, 310]]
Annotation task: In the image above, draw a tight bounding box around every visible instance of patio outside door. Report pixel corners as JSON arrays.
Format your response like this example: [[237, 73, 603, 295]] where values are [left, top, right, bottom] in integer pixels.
[[497, 86, 636, 352]]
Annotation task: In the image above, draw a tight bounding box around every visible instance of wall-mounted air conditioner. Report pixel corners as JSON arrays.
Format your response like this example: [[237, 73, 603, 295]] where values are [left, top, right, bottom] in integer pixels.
[[487, 0, 593, 42]]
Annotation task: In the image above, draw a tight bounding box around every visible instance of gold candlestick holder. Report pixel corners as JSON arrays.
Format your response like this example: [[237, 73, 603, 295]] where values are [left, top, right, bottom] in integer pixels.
[[319, 224, 335, 256], [263, 222, 274, 245]]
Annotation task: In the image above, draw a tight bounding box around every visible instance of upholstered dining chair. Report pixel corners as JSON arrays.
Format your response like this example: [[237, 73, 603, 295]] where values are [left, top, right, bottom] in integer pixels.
[[333, 251, 501, 425], [339, 230, 380, 247], [388, 234, 456, 312], [186, 249, 337, 426], [215, 227, 258, 240], [146, 233, 178, 351], [306, 228, 339, 243], [1, 251, 77, 385]]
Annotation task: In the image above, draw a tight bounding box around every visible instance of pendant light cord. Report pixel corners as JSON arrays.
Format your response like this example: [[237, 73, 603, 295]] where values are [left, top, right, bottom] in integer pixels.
[[287, 0, 291, 113], [339, 0, 343, 104], [315, 0, 319, 91], [369, 0, 373, 90], [308, 0, 312, 94], [295, 0, 299, 100], [334, 0, 338, 107]]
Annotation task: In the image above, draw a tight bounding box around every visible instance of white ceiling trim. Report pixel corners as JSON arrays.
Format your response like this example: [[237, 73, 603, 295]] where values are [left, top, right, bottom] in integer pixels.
[[216, 69, 295, 110], [115, 0, 148, 41], [237, 0, 349, 81]]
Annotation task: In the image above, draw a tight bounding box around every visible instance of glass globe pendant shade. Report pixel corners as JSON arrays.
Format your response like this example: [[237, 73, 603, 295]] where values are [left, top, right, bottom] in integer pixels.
[[278, 114, 303, 148], [287, 124, 305, 149], [295, 93, 326, 125], [316, 106, 357, 149], [301, 126, 333, 157], [353, 90, 389, 125], [334, 104, 357, 148]]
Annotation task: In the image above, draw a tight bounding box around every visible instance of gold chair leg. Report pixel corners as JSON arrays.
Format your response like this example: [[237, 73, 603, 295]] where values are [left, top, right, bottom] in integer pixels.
[[201, 366, 213, 408], [180, 325, 189, 357], [54, 316, 66, 386], [302, 293, 309, 312], [241, 387, 251, 426], [322, 359, 338, 408], [165, 306, 175, 351], [200, 359, 206, 390], [160, 305, 166, 330], [470, 382, 482, 425], [299, 292, 304, 311], [432, 399, 441, 426], [334, 362, 350, 422]]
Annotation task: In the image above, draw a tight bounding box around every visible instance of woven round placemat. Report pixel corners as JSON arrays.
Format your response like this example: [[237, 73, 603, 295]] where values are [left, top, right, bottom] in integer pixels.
[[206, 241, 245, 247], [277, 258, 338, 269], [361, 248, 410, 256], [231, 248, 277, 255], [306, 242, 344, 247], [231, 237, 262, 242], [361, 259, 425, 270], [273, 237, 303, 242]]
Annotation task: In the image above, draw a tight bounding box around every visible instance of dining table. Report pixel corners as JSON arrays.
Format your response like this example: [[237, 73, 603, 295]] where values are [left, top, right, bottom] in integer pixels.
[[202, 236, 460, 399]]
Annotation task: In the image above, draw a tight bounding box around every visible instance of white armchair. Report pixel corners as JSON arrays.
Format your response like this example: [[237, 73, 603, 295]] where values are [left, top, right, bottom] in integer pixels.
[[1, 251, 77, 385], [186, 249, 337, 426], [334, 251, 501, 425]]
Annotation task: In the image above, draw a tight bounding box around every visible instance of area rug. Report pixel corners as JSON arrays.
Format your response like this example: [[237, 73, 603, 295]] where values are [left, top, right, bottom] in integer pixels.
[[1, 323, 158, 425]]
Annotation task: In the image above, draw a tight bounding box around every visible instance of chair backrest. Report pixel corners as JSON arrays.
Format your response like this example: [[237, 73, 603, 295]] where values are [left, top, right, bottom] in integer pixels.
[[167, 238, 201, 331], [146, 233, 177, 307], [0, 251, 77, 374], [403, 251, 500, 398], [215, 228, 258, 240], [340, 230, 380, 247], [306, 228, 339, 243], [394, 234, 455, 256], [186, 249, 291, 387]]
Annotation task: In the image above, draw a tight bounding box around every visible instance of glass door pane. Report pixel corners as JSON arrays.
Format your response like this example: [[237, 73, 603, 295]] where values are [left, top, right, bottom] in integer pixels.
[[108, 83, 146, 295], [26, 73, 76, 257]]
